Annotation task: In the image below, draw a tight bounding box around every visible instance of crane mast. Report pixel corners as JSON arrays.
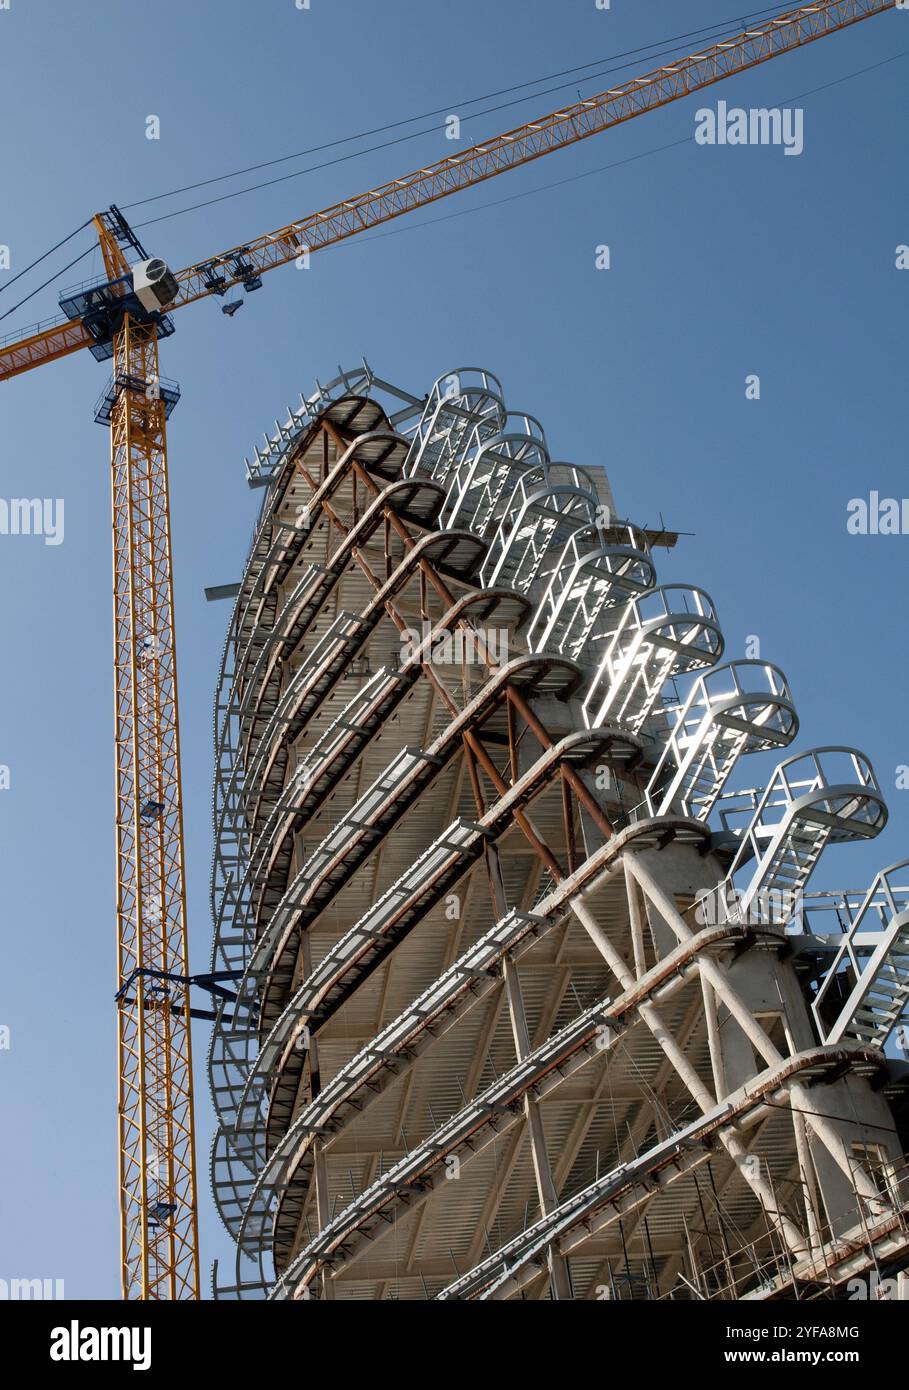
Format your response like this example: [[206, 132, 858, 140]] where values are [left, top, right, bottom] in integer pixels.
[[0, 0, 894, 1299], [110, 313, 199, 1300], [85, 212, 200, 1298]]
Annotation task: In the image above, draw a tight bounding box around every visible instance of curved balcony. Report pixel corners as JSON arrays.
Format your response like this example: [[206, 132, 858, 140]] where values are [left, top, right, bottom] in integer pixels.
[[210, 1122, 263, 1242], [243, 362, 417, 486]]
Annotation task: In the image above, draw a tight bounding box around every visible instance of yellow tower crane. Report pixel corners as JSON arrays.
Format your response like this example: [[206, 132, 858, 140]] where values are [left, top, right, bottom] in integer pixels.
[[0, 0, 894, 1300]]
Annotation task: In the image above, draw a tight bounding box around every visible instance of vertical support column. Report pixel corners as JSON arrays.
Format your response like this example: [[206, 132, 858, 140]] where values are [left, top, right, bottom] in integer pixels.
[[701, 975, 727, 1102], [624, 853, 889, 1213], [112, 317, 199, 1300], [792, 1108, 823, 1255], [624, 859, 647, 980], [502, 957, 574, 1301], [299, 928, 335, 1302], [464, 743, 572, 1298], [567, 891, 808, 1258]]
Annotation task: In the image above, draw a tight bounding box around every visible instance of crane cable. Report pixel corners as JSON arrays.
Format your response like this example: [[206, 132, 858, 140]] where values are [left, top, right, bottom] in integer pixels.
[[131, 4, 818, 230], [0, 218, 93, 298], [0, 11, 903, 327], [2, 4, 799, 323], [329, 47, 909, 259], [121, 0, 804, 216], [1, 44, 904, 327], [0, 242, 97, 326]]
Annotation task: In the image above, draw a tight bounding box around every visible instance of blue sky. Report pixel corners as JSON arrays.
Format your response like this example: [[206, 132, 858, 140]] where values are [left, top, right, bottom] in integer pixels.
[[0, 0, 905, 1298]]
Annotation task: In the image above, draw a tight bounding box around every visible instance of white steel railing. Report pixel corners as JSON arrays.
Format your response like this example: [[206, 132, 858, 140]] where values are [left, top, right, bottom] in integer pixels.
[[582, 584, 724, 733], [644, 661, 797, 821], [812, 859, 909, 1047], [719, 748, 887, 926]]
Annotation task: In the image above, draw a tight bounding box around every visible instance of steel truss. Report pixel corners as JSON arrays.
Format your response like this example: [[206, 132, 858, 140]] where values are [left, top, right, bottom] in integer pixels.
[[111, 318, 198, 1299]]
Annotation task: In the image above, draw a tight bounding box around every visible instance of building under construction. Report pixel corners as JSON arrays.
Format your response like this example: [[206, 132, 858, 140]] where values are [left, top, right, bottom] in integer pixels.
[[209, 362, 909, 1301]]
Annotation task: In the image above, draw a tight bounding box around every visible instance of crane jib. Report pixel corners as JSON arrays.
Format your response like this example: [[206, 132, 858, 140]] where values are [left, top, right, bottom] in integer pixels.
[[0, 0, 895, 383]]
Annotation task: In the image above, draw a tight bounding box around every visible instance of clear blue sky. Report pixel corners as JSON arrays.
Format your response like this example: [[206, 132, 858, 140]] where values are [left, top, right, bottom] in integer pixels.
[[0, 0, 905, 1298]]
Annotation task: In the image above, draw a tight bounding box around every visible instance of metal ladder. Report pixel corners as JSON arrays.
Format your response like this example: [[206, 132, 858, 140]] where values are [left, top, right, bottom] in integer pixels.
[[812, 859, 909, 1047], [645, 661, 797, 821], [439, 414, 549, 532], [526, 521, 655, 662], [582, 585, 724, 734], [406, 368, 505, 488], [478, 462, 599, 594], [718, 747, 888, 926]]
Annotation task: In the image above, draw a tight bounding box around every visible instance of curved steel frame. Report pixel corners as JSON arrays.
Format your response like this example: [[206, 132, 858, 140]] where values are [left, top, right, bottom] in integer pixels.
[[209, 363, 909, 1302]]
